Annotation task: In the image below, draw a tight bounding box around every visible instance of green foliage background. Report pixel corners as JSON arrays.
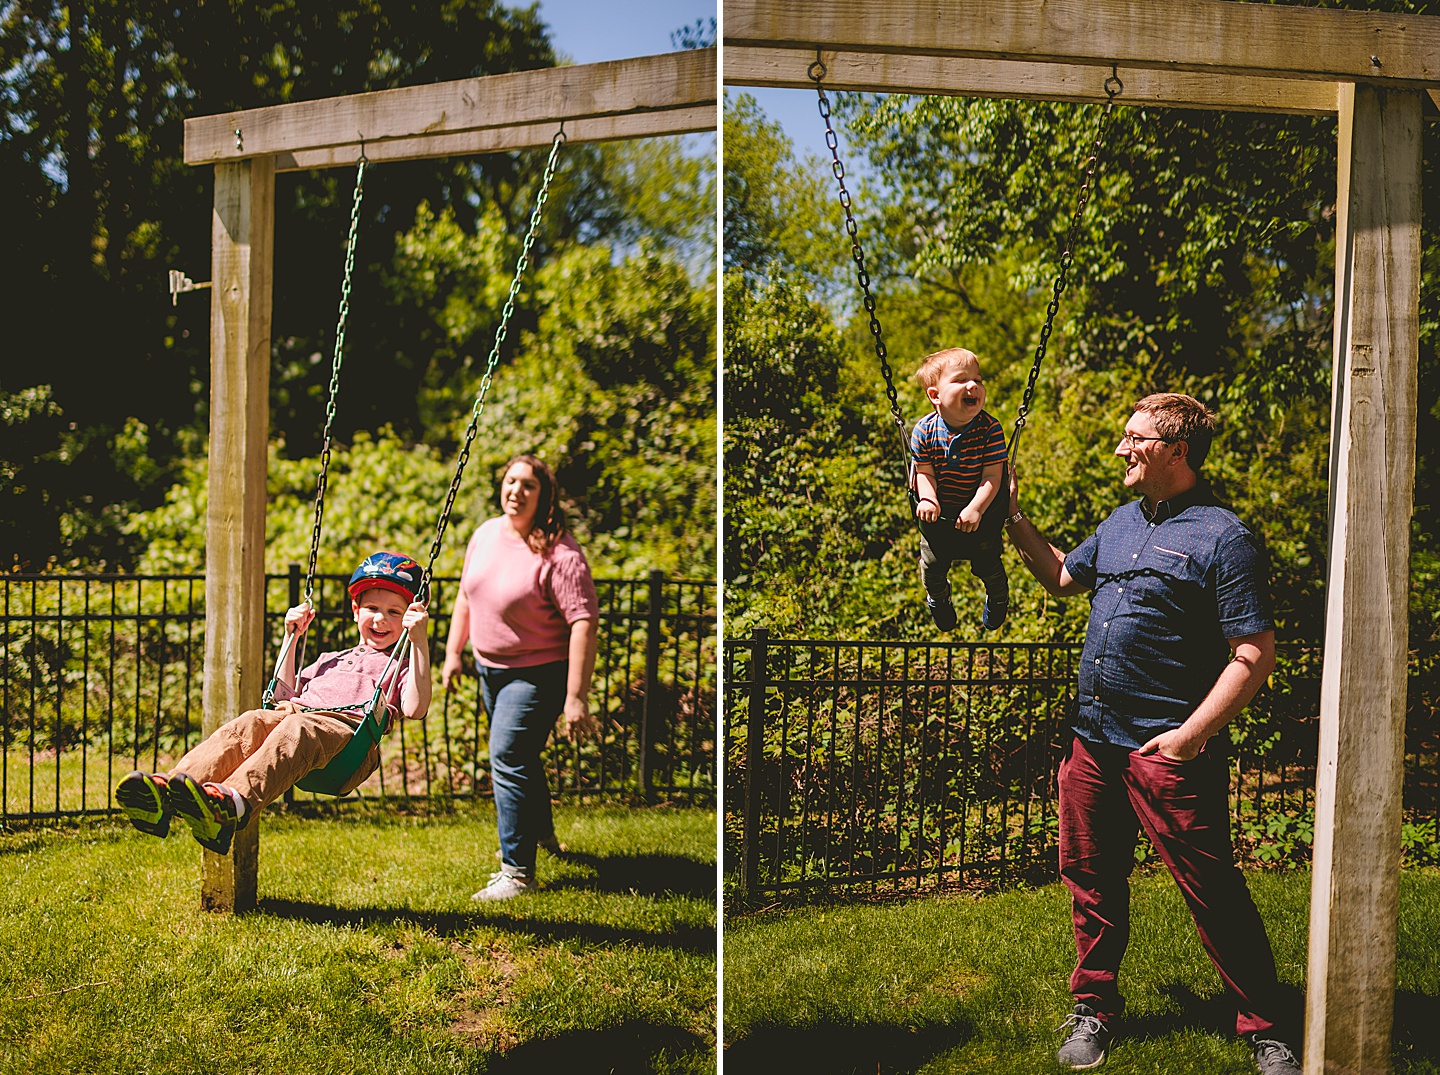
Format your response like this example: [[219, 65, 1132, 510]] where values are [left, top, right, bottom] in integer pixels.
[[722, 20, 1438, 642], [3, 2, 716, 580]]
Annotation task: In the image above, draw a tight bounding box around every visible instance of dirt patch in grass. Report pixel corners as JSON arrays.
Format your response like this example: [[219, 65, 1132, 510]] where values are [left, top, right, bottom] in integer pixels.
[[449, 936, 522, 1052]]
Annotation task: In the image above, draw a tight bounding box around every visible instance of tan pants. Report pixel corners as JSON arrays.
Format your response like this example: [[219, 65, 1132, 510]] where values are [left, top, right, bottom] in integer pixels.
[[168, 703, 380, 812]]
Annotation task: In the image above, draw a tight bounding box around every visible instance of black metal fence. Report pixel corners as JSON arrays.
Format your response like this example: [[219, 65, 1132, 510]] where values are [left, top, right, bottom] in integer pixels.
[[0, 568, 715, 822], [724, 631, 1440, 902]]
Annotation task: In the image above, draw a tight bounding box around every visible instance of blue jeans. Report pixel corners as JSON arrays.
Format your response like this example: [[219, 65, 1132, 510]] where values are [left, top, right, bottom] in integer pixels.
[[479, 660, 567, 876]]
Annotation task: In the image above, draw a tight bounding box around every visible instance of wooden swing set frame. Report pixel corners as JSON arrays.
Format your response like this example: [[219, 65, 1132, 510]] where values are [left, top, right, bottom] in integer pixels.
[[723, 2, 1433, 1072], [182, 47, 715, 909]]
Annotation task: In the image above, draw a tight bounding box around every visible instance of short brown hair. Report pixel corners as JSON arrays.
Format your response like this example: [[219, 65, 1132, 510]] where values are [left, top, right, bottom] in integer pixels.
[[1133, 393, 1218, 472], [915, 348, 980, 390]]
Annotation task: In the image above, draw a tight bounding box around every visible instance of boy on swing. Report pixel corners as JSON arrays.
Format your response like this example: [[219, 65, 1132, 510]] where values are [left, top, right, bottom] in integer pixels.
[[911, 347, 1009, 632], [116, 552, 432, 854]]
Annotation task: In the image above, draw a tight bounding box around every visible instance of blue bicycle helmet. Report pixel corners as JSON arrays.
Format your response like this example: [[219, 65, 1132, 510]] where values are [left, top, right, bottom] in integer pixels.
[[348, 552, 422, 603]]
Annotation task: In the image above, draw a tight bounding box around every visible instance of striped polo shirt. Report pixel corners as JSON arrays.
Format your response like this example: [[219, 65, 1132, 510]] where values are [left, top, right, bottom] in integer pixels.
[[909, 409, 1008, 511]]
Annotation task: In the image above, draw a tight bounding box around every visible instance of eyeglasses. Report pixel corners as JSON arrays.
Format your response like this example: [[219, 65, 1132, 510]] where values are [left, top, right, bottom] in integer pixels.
[[1117, 433, 1174, 449]]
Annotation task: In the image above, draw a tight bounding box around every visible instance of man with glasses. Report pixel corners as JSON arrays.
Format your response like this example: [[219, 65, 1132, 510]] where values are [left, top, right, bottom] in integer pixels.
[[1004, 393, 1299, 1075]]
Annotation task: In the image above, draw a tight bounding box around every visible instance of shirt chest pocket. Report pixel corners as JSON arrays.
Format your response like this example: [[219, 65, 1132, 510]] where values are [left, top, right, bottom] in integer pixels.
[[1129, 544, 1208, 608]]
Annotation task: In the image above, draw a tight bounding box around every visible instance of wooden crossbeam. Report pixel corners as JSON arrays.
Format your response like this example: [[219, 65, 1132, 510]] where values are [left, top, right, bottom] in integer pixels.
[[186, 48, 717, 167], [725, 47, 1339, 116], [724, 0, 1440, 87], [273, 105, 714, 172]]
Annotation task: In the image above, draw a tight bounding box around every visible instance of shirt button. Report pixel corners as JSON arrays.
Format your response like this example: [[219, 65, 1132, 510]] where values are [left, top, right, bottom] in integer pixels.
[[1132, 553, 1138, 559], [1095, 658, 1101, 664]]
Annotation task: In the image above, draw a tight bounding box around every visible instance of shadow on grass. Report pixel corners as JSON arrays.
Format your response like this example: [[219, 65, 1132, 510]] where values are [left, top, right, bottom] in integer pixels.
[[253, 898, 715, 955], [547, 850, 716, 900], [487, 1020, 712, 1073], [1074, 981, 1440, 1068], [1120, 980, 1307, 1045], [1392, 989, 1440, 1067], [723, 1018, 975, 1075]]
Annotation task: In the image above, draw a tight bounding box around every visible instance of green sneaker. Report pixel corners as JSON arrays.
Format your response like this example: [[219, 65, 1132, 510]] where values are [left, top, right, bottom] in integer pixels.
[[116, 771, 172, 838], [168, 772, 241, 855]]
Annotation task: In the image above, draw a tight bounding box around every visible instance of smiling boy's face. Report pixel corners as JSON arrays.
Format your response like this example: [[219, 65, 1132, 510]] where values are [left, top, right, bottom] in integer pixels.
[[927, 354, 987, 426], [351, 588, 409, 650]]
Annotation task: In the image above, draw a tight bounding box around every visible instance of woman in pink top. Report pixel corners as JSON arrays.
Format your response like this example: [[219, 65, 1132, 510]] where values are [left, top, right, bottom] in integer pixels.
[[442, 455, 599, 901]]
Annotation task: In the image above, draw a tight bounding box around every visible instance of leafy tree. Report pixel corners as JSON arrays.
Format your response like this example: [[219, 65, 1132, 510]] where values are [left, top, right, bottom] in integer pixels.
[[3, 1, 716, 580], [722, 93, 846, 296], [131, 237, 717, 580]]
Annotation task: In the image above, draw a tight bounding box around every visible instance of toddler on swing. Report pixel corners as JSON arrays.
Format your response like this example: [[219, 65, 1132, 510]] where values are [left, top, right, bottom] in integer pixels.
[[116, 552, 432, 853], [911, 347, 1010, 632]]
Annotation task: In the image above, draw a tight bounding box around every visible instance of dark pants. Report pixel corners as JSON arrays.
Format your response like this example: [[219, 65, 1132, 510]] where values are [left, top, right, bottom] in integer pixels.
[[480, 660, 567, 876], [917, 519, 1007, 601], [1057, 733, 1282, 1037]]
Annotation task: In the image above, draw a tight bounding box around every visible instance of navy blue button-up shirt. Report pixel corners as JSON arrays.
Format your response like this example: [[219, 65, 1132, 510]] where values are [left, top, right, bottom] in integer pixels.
[[1063, 481, 1273, 750]]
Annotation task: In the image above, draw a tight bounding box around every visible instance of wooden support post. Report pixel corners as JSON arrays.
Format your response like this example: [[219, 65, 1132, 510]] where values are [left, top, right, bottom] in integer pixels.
[[201, 157, 275, 913], [1306, 83, 1421, 1075]]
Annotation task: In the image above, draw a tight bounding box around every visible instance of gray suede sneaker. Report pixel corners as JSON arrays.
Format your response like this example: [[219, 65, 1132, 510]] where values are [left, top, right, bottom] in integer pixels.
[[1056, 1004, 1109, 1069], [1251, 1037, 1300, 1075]]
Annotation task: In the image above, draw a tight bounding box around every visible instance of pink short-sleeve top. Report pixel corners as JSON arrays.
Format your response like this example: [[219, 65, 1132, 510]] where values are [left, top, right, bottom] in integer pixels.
[[461, 517, 599, 669], [271, 643, 409, 718]]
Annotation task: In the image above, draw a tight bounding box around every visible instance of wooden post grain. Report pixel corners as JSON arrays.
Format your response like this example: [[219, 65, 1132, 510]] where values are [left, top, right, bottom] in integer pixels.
[[201, 157, 275, 913], [1306, 83, 1421, 1075]]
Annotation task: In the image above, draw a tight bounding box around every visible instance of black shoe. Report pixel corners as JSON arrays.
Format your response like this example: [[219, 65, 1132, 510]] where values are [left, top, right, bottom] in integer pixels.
[[926, 593, 957, 631], [982, 592, 1008, 631], [116, 771, 172, 837], [1250, 1037, 1300, 1075], [1056, 1004, 1109, 1069]]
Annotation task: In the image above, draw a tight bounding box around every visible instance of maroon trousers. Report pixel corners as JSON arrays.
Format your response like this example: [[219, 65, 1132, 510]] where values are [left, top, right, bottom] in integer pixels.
[[1057, 733, 1281, 1037]]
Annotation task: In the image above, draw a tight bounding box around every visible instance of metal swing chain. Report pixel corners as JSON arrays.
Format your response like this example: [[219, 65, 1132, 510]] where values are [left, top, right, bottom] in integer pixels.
[[1010, 69, 1123, 464], [809, 57, 910, 466], [417, 127, 567, 606], [262, 148, 367, 711], [304, 147, 369, 606]]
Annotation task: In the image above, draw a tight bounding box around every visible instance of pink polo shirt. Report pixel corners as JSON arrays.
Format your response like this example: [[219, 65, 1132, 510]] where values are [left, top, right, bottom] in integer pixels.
[[461, 517, 599, 669], [272, 643, 409, 717]]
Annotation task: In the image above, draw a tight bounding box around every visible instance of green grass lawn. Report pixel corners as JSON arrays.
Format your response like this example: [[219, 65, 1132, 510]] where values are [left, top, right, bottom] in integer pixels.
[[724, 868, 1440, 1074], [0, 802, 716, 1075]]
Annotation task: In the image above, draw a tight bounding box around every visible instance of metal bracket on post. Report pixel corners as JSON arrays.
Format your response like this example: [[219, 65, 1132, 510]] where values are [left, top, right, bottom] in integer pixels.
[[168, 269, 213, 305]]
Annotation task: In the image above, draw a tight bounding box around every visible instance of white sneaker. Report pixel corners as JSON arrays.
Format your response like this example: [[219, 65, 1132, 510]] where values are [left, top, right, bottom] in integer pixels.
[[471, 871, 534, 901]]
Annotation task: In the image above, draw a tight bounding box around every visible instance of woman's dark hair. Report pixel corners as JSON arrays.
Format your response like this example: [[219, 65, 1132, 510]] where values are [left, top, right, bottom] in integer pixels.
[[504, 454, 567, 555]]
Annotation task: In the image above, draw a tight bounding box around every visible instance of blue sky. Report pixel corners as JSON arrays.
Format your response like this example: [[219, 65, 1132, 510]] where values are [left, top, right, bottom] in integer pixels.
[[531, 0, 716, 64], [738, 86, 839, 166]]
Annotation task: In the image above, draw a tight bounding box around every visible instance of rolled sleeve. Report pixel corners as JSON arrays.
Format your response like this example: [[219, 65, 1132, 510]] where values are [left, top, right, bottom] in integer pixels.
[[1214, 529, 1275, 639], [546, 544, 599, 625], [1064, 532, 1100, 591]]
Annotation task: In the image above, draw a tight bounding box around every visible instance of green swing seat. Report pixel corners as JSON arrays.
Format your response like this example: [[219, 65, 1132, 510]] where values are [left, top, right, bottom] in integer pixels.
[[263, 623, 408, 797], [293, 699, 389, 795]]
